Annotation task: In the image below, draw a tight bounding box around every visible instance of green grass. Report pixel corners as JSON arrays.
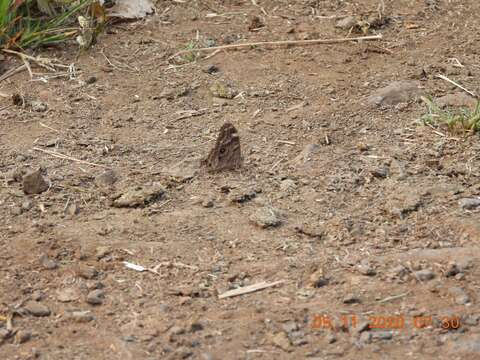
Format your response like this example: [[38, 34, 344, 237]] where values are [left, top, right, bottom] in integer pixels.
[[0, 0, 97, 50], [181, 40, 199, 63], [420, 96, 480, 134]]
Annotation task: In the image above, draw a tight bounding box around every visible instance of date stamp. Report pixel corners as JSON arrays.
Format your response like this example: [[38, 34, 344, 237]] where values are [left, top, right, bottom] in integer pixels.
[[311, 314, 461, 331]]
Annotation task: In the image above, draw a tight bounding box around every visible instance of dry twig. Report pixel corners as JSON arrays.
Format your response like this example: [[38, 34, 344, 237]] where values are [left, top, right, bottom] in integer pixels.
[[169, 34, 383, 60], [33, 147, 109, 168], [218, 280, 284, 299]]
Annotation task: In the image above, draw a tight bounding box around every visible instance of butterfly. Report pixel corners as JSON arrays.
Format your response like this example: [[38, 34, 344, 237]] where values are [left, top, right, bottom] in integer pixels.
[[202, 122, 242, 172]]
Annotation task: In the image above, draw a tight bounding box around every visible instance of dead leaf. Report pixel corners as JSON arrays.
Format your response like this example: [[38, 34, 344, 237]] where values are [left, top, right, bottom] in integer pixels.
[[108, 0, 155, 19]]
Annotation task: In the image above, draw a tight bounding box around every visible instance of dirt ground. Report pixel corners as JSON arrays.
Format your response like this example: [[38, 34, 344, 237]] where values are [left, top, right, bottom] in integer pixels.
[[1, 0, 480, 359]]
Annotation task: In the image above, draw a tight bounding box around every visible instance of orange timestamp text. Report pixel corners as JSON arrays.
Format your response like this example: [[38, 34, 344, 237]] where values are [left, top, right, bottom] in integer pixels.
[[311, 314, 461, 331]]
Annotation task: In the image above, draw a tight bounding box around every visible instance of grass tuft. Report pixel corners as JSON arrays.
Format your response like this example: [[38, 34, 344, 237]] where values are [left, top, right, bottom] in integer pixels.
[[420, 96, 480, 134], [0, 0, 100, 51]]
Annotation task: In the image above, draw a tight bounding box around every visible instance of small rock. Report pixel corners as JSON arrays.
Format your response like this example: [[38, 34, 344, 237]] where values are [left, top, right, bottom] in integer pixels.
[[250, 206, 283, 228], [371, 168, 389, 179], [86, 289, 105, 305], [31, 100, 47, 112], [336, 16, 357, 30], [455, 273, 465, 281], [248, 15, 264, 31], [39, 254, 58, 270], [343, 294, 361, 304], [372, 331, 393, 340], [76, 265, 98, 279], [280, 179, 297, 193], [307, 268, 329, 288], [203, 65, 219, 74], [85, 76, 97, 84], [21, 199, 33, 210], [123, 335, 136, 342], [326, 332, 337, 344], [24, 301, 51, 317], [294, 143, 320, 164], [437, 92, 477, 108], [294, 223, 324, 239], [389, 265, 408, 277], [8, 167, 26, 183], [94, 170, 118, 187], [15, 330, 32, 344], [414, 269, 435, 282], [228, 189, 257, 203], [464, 315, 479, 326], [69, 310, 95, 323], [209, 82, 238, 99], [291, 332, 308, 346], [459, 198, 480, 210], [169, 325, 186, 336], [355, 321, 371, 334], [356, 143, 370, 152], [282, 321, 299, 334], [448, 287, 470, 305], [201, 198, 214, 208], [359, 331, 372, 344], [451, 336, 480, 354], [367, 81, 423, 107], [65, 202, 79, 216], [56, 287, 80, 303], [0, 328, 11, 340], [357, 260, 376, 276], [201, 353, 214, 360], [159, 303, 170, 312], [87, 281, 105, 290], [164, 158, 200, 182], [387, 190, 422, 219], [189, 321, 204, 332], [272, 332, 292, 352], [31, 290, 45, 301], [23, 169, 49, 195], [171, 347, 193, 359], [95, 246, 111, 260], [10, 206, 22, 215], [446, 262, 460, 277], [112, 184, 165, 208]]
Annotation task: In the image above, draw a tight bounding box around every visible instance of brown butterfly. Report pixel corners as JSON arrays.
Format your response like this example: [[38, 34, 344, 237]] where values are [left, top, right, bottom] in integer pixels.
[[202, 122, 242, 172]]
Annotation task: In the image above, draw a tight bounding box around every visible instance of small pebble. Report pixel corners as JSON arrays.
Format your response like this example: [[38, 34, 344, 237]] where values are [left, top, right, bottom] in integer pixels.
[[24, 301, 51, 317], [22, 169, 49, 195], [85, 76, 97, 84], [0, 328, 11, 340], [86, 289, 105, 305], [70, 311, 95, 323], [414, 269, 435, 281], [448, 287, 470, 305], [359, 331, 372, 344], [15, 330, 32, 344], [21, 199, 33, 210], [76, 265, 98, 279], [250, 206, 283, 228], [357, 260, 376, 276], [203, 65, 219, 74], [343, 294, 361, 304], [459, 198, 480, 210], [445, 262, 460, 277], [40, 254, 58, 270], [10, 206, 22, 216], [372, 331, 393, 340]]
